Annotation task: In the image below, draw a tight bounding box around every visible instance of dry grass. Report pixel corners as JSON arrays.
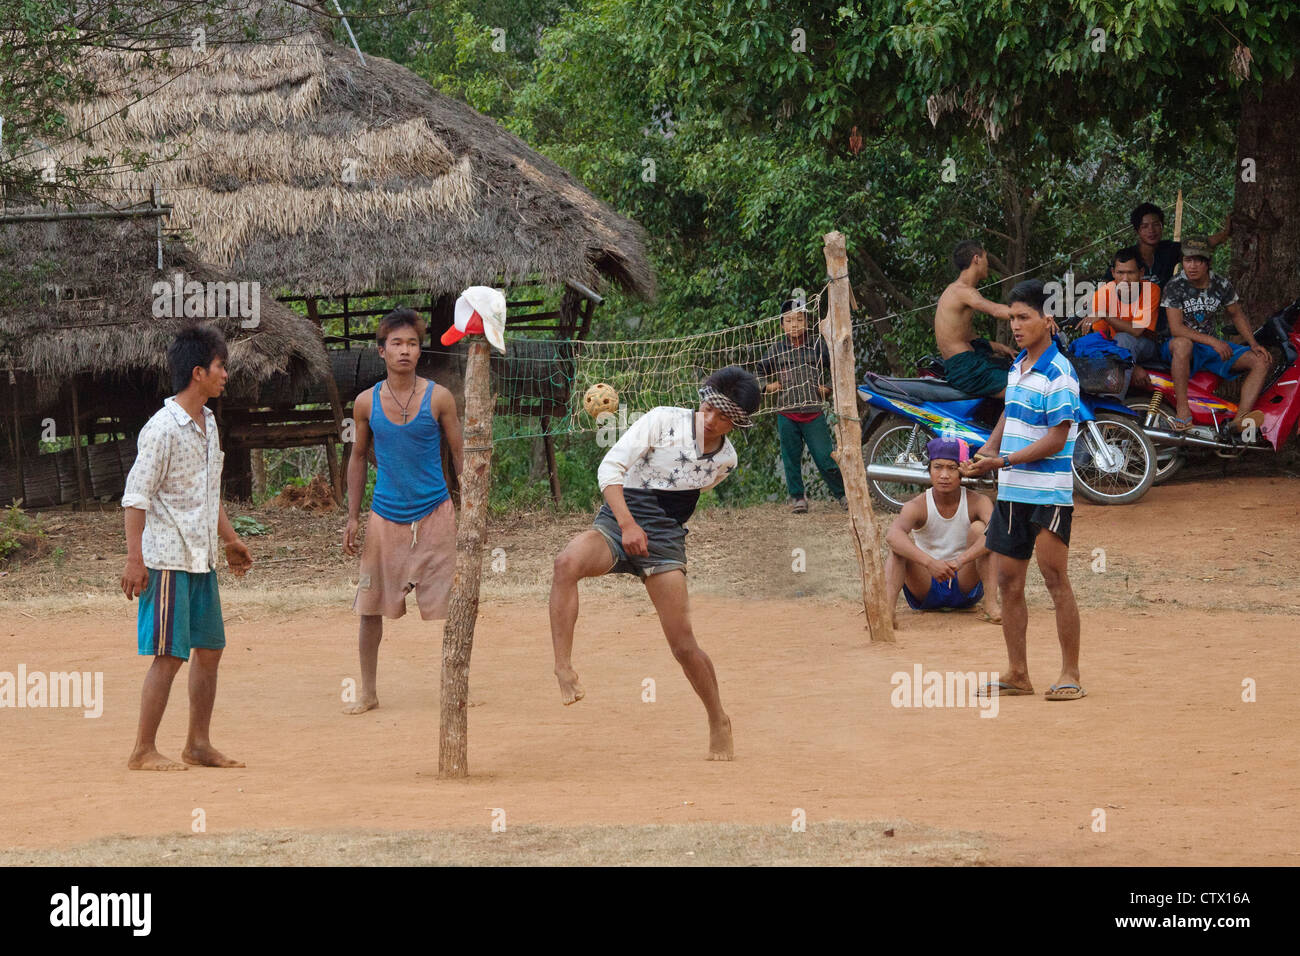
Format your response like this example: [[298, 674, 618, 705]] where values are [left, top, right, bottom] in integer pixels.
[[5, 491, 1300, 618], [0, 821, 988, 867]]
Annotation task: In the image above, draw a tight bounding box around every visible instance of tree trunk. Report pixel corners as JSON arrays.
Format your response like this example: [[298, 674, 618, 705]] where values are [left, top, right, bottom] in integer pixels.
[[823, 231, 895, 643], [438, 340, 493, 778], [1231, 70, 1300, 320]]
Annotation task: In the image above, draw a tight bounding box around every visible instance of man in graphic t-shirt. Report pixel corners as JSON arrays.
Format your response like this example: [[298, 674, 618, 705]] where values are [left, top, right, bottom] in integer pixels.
[[1159, 237, 1270, 432]]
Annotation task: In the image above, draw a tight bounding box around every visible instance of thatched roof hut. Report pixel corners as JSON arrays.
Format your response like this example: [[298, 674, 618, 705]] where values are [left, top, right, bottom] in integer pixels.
[[0, 212, 329, 414], [44, 5, 654, 301]]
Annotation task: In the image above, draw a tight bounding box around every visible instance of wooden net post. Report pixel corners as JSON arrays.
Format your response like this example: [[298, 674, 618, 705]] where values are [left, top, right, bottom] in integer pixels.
[[438, 339, 493, 777], [822, 231, 895, 642]]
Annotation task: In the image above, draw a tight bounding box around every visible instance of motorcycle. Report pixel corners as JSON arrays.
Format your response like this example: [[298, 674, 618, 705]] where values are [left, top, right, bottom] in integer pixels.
[[857, 341, 1157, 512], [1124, 297, 1300, 484]]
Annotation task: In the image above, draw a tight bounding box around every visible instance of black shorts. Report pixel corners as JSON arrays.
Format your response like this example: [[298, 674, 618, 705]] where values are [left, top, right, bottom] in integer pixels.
[[592, 504, 687, 578], [985, 500, 1072, 560]]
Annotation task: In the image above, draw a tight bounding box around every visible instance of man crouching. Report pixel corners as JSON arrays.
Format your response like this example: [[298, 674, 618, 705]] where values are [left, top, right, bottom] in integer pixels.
[[885, 437, 1000, 628]]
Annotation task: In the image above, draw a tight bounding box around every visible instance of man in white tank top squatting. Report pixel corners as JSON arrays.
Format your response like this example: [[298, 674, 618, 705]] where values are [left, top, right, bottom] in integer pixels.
[[884, 437, 1000, 629]]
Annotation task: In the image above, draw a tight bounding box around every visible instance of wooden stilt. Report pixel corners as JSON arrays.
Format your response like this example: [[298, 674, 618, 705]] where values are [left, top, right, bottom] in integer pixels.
[[823, 231, 894, 642]]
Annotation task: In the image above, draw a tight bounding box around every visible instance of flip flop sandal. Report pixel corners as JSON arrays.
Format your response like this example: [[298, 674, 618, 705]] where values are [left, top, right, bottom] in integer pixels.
[[977, 680, 1034, 697], [975, 607, 1002, 625], [1045, 683, 1087, 701], [1170, 415, 1195, 432]]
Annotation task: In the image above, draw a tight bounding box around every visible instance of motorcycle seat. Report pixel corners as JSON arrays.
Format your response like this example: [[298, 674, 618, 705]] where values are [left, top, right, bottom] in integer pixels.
[[863, 371, 976, 403]]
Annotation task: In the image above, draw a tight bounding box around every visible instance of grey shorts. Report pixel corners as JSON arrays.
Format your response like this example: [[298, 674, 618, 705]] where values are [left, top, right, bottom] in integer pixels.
[[592, 505, 687, 578]]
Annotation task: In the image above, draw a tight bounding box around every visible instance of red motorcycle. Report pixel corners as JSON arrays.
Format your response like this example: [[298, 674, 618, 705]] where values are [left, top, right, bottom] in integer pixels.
[[1127, 298, 1300, 482]]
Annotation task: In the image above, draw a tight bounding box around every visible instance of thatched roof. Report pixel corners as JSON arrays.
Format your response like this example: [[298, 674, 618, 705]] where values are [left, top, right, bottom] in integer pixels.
[[40, 5, 654, 300], [0, 212, 329, 407]]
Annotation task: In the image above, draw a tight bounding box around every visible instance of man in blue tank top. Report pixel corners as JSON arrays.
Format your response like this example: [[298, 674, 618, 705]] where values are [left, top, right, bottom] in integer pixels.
[[342, 309, 464, 715]]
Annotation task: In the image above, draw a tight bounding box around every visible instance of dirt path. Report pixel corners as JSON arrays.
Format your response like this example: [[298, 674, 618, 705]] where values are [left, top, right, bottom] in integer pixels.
[[2, 476, 1298, 864]]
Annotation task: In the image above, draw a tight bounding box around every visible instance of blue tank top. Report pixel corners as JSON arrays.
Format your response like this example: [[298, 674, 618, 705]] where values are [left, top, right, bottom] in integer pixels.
[[368, 380, 449, 523]]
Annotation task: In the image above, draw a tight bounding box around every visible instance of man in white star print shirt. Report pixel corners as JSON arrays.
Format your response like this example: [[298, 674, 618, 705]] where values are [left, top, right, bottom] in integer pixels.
[[548, 366, 761, 762]]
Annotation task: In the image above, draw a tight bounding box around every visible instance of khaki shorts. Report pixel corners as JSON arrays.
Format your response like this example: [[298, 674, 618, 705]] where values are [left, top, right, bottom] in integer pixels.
[[353, 499, 456, 620]]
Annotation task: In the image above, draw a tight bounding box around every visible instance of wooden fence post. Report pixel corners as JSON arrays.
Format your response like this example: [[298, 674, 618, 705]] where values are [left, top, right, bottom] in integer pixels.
[[438, 340, 493, 777], [823, 231, 895, 642]]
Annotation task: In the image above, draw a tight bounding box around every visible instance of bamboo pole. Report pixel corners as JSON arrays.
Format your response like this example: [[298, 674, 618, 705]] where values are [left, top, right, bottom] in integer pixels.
[[1173, 189, 1184, 242], [307, 296, 347, 507], [68, 383, 90, 509], [540, 414, 561, 503], [822, 231, 894, 642], [8, 370, 25, 505], [438, 340, 493, 777]]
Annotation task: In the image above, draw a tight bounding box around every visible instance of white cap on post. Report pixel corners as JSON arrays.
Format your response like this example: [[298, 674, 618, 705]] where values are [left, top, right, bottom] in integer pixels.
[[442, 286, 507, 353]]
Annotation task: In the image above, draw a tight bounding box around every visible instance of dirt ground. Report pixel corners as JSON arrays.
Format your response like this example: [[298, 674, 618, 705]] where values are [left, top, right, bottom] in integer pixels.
[[2, 468, 1298, 865]]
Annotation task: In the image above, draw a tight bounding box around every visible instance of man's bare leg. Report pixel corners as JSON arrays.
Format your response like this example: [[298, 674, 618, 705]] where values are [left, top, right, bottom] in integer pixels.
[[885, 549, 934, 628], [1169, 337, 1194, 421], [642, 569, 732, 760], [1230, 352, 1269, 427], [994, 554, 1033, 693], [127, 655, 187, 771], [963, 520, 1000, 621], [549, 529, 616, 704], [344, 615, 382, 714], [1034, 528, 1081, 689], [182, 647, 244, 768]]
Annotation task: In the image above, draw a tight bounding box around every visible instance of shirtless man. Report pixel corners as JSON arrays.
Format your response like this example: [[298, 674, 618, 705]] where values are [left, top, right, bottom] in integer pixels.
[[937, 240, 1016, 398]]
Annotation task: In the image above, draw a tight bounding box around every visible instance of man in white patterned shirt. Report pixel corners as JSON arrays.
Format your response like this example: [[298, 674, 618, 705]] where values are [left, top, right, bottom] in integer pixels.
[[548, 366, 761, 761], [120, 325, 253, 771]]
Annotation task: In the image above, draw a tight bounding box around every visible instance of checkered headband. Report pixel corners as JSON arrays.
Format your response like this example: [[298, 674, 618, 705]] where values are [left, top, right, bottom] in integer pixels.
[[698, 385, 755, 428]]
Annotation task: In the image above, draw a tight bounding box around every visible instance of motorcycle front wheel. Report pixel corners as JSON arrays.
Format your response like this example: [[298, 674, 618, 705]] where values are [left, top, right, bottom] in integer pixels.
[[862, 415, 934, 513], [1072, 412, 1157, 505]]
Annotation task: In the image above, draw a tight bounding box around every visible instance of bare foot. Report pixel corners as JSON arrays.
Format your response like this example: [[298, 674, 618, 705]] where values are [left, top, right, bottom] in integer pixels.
[[181, 745, 245, 768], [707, 715, 734, 761], [343, 696, 379, 715], [555, 666, 585, 705], [127, 750, 188, 771]]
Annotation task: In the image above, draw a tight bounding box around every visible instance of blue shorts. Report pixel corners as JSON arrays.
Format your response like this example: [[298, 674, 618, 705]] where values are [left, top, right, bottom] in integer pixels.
[[1159, 339, 1251, 380], [137, 569, 226, 660], [903, 576, 984, 611]]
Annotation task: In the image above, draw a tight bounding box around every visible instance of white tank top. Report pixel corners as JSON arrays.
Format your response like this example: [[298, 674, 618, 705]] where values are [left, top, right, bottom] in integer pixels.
[[910, 488, 969, 563]]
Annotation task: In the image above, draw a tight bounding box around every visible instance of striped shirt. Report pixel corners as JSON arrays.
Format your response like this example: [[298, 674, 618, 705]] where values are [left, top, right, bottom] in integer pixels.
[[997, 342, 1079, 506]]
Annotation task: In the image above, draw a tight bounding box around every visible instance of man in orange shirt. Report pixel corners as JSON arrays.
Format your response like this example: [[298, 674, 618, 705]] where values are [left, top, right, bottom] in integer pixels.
[[1085, 248, 1162, 392]]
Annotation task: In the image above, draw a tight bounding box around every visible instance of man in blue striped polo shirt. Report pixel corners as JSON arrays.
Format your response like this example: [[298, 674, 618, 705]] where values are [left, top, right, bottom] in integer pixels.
[[960, 279, 1085, 702]]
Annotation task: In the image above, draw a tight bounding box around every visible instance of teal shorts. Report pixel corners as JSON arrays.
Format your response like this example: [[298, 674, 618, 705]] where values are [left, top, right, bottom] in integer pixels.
[[137, 569, 226, 660]]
